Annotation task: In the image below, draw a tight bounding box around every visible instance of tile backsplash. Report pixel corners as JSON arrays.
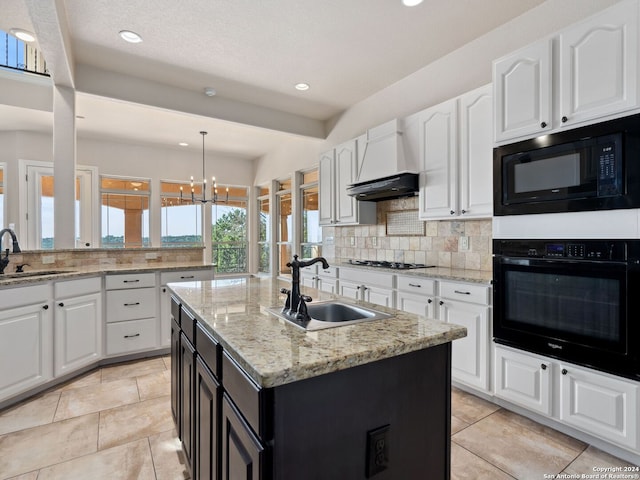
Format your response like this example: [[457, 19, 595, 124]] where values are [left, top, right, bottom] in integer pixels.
[[4, 247, 205, 272], [322, 196, 492, 271]]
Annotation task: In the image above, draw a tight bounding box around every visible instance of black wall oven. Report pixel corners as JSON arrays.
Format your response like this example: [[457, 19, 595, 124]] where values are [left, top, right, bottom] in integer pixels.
[[493, 239, 640, 380], [493, 113, 640, 216]]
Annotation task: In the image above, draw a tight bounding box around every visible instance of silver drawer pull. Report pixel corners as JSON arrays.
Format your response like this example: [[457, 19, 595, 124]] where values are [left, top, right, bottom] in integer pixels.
[[123, 279, 140, 283], [124, 302, 140, 306], [124, 333, 140, 339], [180, 275, 195, 279], [454, 290, 471, 295], [408, 283, 422, 288]]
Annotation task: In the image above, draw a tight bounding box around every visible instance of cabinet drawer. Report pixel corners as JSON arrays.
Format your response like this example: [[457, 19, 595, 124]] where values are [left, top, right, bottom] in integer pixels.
[[339, 267, 393, 288], [181, 307, 196, 345], [222, 352, 262, 437], [106, 318, 157, 355], [54, 276, 101, 298], [161, 269, 214, 284], [196, 323, 219, 378], [439, 281, 489, 305], [397, 275, 436, 295], [106, 287, 157, 322], [318, 266, 338, 279], [105, 273, 156, 290], [0, 284, 49, 309]]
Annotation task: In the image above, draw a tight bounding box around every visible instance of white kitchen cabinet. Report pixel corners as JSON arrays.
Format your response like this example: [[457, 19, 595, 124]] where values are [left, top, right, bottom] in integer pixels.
[[338, 267, 394, 308], [559, 0, 638, 128], [299, 265, 317, 289], [318, 139, 376, 226], [494, 345, 552, 415], [316, 265, 338, 294], [160, 269, 214, 347], [417, 98, 458, 219], [105, 272, 158, 356], [53, 277, 102, 377], [494, 0, 639, 143], [0, 284, 52, 402], [439, 281, 491, 391], [493, 40, 552, 142], [459, 86, 494, 217], [559, 362, 638, 450], [494, 344, 639, 451], [395, 275, 436, 318], [418, 85, 493, 220]]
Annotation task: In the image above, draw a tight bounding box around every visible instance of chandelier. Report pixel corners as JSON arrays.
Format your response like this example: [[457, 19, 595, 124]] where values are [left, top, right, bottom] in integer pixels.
[[180, 131, 228, 204]]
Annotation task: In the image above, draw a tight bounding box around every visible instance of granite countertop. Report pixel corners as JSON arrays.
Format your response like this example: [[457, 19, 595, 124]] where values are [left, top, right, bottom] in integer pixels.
[[167, 277, 467, 389], [0, 262, 216, 287], [337, 261, 493, 284]]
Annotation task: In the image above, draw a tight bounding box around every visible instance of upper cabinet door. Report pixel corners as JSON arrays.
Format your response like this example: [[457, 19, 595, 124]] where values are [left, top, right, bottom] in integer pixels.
[[335, 139, 358, 224], [459, 85, 493, 218], [559, 0, 639, 128], [493, 40, 552, 143], [418, 98, 458, 219], [318, 150, 334, 225]]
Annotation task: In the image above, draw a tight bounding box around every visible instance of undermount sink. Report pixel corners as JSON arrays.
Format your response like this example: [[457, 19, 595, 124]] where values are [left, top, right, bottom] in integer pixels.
[[0, 270, 76, 279], [268, 301, 392, 331]]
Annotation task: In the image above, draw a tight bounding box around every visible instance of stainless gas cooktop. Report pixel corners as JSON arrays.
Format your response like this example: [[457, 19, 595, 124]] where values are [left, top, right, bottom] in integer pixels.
[[346, 259, 435, 270]]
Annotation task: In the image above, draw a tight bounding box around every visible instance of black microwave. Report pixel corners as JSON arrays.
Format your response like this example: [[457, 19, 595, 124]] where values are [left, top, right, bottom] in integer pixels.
[[493, 113, 640, 216]]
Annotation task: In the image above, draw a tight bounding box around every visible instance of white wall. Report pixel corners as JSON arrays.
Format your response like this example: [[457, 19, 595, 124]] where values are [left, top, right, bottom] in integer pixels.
[[253, 0, 621, 183]]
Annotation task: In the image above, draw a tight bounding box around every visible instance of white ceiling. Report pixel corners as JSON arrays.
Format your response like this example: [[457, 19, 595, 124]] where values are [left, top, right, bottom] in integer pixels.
[[0, 0, 545, 160]]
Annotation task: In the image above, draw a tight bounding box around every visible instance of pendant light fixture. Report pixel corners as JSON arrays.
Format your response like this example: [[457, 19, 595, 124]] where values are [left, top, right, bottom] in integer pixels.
[[180, 131, 228, 204]]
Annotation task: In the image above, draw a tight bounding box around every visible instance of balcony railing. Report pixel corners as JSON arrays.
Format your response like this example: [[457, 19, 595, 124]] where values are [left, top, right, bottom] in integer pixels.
[[1, 30, 49, 76]]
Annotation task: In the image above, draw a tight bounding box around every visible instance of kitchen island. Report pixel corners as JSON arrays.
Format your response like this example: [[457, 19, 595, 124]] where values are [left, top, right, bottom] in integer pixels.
[[168, 276, 466, 480]]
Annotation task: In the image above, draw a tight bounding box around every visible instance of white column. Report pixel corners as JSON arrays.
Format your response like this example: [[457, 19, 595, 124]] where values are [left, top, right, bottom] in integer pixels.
[[53, 85, 76, 249]]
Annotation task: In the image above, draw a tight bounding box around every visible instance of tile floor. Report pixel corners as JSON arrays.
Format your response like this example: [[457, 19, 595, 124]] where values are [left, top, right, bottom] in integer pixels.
[[0, 356, 637, 479]]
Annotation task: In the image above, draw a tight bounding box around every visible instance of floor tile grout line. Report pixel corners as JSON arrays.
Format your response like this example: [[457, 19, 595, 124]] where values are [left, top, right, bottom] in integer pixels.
[[451, 438, 518, 479], [147, 436, 160, 480]]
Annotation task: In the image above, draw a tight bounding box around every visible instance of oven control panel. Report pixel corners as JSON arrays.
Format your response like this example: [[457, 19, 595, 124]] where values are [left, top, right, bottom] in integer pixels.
[[494, 239, 628, 262]]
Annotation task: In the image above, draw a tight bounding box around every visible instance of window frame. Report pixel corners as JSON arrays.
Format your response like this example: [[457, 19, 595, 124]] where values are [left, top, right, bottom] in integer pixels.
[[100, 174, 151, 248], [211, 184, 249, 274]]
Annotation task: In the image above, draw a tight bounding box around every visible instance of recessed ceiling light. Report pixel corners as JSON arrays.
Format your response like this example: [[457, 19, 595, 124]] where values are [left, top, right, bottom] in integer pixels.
[[119, 30, 143, 44], [178, 142, 189, 147], [10, 28, 36, 42], [402, 0, 424, 6], [295, 83, 310, 91]]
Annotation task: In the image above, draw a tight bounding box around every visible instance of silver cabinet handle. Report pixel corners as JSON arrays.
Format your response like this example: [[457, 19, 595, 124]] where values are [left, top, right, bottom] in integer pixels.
[[124, 333, 140, 339], [454, 290, 471, 295], [124, 302, 140, 307], [408, 283, 421, 288]]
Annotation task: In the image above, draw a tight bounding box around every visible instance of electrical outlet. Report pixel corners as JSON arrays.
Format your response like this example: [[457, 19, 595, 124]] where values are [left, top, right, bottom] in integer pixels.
[[366, 425, 390, 478], [460, 236, 469, 251]]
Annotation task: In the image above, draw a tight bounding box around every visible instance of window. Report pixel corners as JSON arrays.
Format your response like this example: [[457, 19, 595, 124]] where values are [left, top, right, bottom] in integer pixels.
[[257, 185, 270, 274], [101, 176, 150, 248], [160, 181, 202, 246], [276, 179, 292, 275], [212, 186, 248, 273], [300, 169, 321, 259]]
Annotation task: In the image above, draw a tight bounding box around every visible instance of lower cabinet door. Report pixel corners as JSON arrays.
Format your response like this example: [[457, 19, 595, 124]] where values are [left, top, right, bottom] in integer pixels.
[[180, 334, 196, 472], [170, 319, 181, 429], [494, 346, 552, 415], [221, 394, 264, 480], [195, 358, 220, 480], [560, 363, 639, 450], [0, 302, 53, 401], [54, 292, 102, 377]]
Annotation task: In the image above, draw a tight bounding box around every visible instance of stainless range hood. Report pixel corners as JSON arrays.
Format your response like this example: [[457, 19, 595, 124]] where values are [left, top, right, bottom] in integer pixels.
[[347, 173, 419, 201]]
